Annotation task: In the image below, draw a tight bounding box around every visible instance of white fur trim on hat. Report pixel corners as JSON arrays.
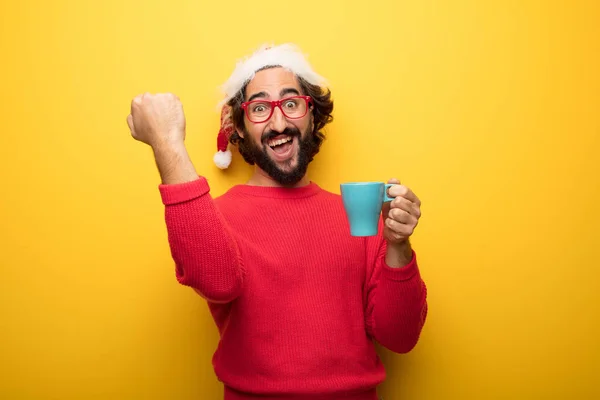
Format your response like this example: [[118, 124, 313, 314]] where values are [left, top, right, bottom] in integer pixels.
[[213, 149, 232, 169], [217, 43, 328, 109]]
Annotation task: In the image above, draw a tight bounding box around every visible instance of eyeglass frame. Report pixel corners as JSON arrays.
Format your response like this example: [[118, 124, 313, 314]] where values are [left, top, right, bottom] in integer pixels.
[[241, 95, 313, 124]]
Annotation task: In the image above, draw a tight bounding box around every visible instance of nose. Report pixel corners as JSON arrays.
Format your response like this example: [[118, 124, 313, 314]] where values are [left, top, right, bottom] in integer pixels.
[[268, 105, 287, 132]]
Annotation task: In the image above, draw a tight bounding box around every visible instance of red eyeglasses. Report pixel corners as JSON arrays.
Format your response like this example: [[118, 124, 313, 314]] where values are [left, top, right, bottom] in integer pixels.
[[241, 95, 313, 123]]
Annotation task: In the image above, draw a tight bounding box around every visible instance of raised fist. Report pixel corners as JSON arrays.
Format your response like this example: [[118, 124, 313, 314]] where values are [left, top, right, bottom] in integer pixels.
[[127, 92, 186, 148]]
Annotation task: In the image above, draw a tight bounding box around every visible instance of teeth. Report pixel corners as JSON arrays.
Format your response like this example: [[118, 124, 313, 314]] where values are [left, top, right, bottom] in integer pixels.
[[268, 136, 292, 147]]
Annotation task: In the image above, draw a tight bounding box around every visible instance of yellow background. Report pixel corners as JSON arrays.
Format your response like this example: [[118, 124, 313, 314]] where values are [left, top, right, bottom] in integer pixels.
[[1, 0, 599, 399]]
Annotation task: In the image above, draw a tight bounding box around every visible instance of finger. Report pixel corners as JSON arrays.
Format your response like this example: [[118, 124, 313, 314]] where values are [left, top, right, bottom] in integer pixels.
[[126, 114, 136, 134], [388, 208, 418, 226], [391, 196, 421, 218], [131, 94, 143, 114], [388, 184, 420, 205], [386, 178, 401, 198], [385, 217, 414, 237]]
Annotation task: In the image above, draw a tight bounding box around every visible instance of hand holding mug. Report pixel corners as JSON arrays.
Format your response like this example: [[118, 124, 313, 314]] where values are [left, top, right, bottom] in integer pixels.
[[381, 178, 421, 245]]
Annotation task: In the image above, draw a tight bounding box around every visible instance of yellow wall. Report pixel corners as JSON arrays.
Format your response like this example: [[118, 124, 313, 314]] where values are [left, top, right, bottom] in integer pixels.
[[1, 1, 599, 399]]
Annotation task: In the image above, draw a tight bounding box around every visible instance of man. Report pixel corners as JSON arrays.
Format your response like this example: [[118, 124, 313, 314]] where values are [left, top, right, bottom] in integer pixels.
[[127, 43, 428, 400]]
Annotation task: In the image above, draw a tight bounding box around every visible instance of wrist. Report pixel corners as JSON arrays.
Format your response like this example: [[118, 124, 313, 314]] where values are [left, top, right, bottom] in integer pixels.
[[385, 240, 413, 268], [152, 135, 185, 154], [151, 137, 197, 185]]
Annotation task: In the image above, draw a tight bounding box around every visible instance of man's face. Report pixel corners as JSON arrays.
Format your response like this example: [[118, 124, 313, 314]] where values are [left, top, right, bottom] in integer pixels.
[[238, 67, 316, 186]]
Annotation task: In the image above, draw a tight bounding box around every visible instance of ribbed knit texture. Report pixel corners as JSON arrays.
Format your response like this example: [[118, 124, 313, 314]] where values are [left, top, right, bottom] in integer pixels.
[[158, 177, 428, 399]]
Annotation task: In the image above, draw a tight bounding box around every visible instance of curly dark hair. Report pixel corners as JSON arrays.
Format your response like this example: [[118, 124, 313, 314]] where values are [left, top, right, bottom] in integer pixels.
[[227, 69, 334, 165]]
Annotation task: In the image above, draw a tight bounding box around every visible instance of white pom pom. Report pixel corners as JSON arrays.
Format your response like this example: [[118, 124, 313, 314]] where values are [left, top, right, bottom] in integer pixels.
[[213, 149, 232, 169]]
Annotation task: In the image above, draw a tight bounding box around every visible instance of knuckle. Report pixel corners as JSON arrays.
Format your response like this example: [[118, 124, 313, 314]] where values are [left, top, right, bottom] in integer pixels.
[[403, 212, 412, 223], [393, 198, 405, 210]]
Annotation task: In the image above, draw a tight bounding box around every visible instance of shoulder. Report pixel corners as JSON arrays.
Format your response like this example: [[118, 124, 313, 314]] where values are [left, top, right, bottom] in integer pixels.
[[314, 184, 343, 202], [213, 186, 243, 207]]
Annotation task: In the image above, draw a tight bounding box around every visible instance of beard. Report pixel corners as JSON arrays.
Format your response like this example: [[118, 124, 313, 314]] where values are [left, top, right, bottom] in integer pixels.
[[242, 125, 317, 186]]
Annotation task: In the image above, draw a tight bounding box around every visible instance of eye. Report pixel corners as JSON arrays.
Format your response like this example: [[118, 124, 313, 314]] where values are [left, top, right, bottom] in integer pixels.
[[284, 100, 298, 109], [252, 104, 266, 113]]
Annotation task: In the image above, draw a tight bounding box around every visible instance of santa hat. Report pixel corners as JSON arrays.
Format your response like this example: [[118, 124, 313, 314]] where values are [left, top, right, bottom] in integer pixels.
[[213, 43, 328, 169], [213, 104, 234, 169]]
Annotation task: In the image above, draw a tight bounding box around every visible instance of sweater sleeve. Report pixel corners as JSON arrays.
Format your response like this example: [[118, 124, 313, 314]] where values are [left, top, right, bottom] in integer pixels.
[[158, 176, 244, 303], [364, 226, 428, 353]]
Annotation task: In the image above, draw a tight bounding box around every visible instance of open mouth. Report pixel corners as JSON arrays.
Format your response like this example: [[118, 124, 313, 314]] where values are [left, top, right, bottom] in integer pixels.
[[267, 135, 294, 155], [264, 134, 297, 162]]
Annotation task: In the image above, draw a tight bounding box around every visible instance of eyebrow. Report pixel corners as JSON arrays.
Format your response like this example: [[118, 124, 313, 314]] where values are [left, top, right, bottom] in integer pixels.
[[280, 88, 300, 98], [247, 91, 268, 102], [247, 87, 301, 102]]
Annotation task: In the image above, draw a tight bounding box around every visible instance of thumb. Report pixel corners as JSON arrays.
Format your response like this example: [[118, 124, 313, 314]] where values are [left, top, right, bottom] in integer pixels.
[[126, 114, 136, 135], [387, 177, 401, 185]]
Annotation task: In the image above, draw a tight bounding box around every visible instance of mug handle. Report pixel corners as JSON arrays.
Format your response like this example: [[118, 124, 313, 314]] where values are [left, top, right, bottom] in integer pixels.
[[383, 183, 395, 202]]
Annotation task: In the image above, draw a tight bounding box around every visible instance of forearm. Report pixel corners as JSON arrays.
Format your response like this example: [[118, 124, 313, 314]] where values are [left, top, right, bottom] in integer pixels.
[[369, 252, 428, 353], [152, 140, 199, 185], [159, 175, 244, 303]]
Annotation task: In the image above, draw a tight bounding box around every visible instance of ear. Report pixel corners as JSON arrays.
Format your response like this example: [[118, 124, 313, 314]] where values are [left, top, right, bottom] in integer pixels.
[[236, 126, 244, 139]]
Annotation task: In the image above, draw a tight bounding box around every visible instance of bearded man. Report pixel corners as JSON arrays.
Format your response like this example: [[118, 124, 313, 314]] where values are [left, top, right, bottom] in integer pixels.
[[127, 43, 428, 400]]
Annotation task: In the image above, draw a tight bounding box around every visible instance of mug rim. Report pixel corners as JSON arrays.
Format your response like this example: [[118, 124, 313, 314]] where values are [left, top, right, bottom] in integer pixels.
[[340, 181, 385, 186]]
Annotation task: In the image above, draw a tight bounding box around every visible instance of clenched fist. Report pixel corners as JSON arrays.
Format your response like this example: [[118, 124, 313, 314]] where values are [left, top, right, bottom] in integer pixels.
[[382, 178, 421, 245], [127, 92, 186, 149]]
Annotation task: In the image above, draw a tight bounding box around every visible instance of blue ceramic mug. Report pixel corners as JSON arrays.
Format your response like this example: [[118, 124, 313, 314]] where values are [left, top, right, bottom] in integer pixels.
[[340, 182, 395, 237]]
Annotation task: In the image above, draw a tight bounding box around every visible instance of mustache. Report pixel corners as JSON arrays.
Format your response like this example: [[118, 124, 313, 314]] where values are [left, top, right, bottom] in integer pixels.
[[261, 127, 301, 144]]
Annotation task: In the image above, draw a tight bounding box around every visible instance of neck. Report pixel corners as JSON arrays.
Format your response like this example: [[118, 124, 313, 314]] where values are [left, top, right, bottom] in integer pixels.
[[246, 167, 310, 188]]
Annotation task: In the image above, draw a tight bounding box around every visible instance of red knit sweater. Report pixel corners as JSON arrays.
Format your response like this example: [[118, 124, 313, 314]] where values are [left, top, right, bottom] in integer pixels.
[[158, 177, 428, 400]]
